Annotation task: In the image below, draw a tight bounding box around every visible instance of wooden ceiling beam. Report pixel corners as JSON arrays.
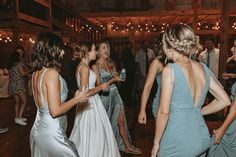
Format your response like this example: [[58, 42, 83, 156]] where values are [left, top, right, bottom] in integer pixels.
[[81, 9, 236, 18]]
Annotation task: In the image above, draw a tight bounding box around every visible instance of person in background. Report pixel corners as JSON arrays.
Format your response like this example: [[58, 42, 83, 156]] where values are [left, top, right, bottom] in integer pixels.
[[120, 41, 136, 106], [227, 39, 236, 63], [198, 38, 219, 79], [135, 40, 155, 102], [8, 47, 30, 126]]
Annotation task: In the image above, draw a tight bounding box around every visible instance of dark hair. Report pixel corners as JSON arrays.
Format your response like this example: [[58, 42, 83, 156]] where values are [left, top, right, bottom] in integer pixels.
[[30, 32, 65, 71], [8, 52, 21, 69], [205, 38, 215, 44], [72, 41, 93, 62]]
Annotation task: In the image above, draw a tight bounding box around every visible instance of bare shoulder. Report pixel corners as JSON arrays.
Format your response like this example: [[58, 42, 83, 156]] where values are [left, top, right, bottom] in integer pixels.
[[191, 60, 204, 69], [45, 68, 59, 79], [77, 64, 89, 74], [42, 69, 60, 86], [162, 64, 172, 75]]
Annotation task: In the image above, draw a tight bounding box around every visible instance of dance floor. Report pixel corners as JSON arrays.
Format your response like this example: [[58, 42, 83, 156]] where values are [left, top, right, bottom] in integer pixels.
[[0, 96, 222, 157]]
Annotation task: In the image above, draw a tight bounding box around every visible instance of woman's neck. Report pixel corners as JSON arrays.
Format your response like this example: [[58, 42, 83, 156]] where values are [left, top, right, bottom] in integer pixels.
[[175, 55, 191, 64], [80, 58, 89, 65], [98, 57, 107, 63]]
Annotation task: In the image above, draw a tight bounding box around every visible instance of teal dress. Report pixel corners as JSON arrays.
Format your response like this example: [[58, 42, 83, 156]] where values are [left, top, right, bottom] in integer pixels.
[[158, 63, 211, 157], [152, 73, 162, 118], [98, 68, 130, 151], [207, 81, 236, 157]]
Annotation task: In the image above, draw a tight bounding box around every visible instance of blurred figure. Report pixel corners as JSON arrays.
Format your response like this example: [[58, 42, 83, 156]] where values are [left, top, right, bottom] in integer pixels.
[[135, 40, 155, 101], [198, 38, 219, 79], [227, 39, 236, 63], [120, 41, 136, 106], [8, 47, 29, 126], [0, 127, 8, 134]]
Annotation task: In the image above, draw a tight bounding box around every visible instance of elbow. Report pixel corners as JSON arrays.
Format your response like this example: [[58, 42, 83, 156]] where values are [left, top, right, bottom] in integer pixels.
[[224, 97, 231, 107], [50, 111, 60, 118]]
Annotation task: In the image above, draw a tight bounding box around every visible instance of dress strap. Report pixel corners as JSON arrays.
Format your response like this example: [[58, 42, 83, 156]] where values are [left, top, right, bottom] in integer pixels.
[[31, 72, 38, 109], [39, 69, 49, 105], [76, 64, 89, 90]]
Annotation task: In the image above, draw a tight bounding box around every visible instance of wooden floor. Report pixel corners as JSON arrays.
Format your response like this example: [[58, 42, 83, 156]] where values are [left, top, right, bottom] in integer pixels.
[[0, 96, 222, 157]]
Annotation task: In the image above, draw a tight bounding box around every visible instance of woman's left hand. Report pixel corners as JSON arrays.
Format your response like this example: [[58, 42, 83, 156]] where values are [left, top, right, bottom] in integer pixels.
[[114, 76, 123, 82], [151, 142, 159, 157]]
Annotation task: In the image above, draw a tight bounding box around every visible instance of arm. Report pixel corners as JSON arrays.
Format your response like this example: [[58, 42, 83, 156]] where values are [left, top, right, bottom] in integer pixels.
[[201, 73, 230, 115], [213, 93, 236, 144], [46, 69, 89, 118], [19, 63, 33, 76], [138, 59, 163, 124], [151, 65, 174, 157], [78, 65, 108, 97]]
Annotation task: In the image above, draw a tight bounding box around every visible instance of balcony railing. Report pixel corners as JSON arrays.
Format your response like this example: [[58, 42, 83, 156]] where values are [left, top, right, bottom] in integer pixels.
[[0, 0, 106, 42], [52, 0, 105, 42]]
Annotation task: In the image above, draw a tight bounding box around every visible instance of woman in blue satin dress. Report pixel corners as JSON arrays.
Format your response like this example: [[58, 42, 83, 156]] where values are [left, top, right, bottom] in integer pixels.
[[138, 56, 165, 124], [30, 32, 89, 157], [92, 40, 141, 155], [207, 79, 236, 157], [151, 24, 230, 157]]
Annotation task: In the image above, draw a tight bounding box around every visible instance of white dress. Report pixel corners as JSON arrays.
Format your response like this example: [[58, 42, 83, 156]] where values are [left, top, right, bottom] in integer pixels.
[[69, 65, 120, 157]]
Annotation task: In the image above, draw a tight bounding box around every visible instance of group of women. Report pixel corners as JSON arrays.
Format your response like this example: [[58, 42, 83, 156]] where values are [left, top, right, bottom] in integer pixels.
[[27, 23, 236, 157], [29, 33, 140, 157]]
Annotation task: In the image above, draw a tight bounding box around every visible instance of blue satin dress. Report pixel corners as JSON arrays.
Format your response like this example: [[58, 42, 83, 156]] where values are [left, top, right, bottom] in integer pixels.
[[207, 81, 236, 157], [158, 63, 211, 157], [152, 73, 162, 118], [30, 69, 79, 157]]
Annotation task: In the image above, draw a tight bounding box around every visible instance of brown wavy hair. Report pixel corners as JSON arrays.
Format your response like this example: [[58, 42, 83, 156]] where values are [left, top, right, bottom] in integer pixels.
[[30, 32, 65, 71]]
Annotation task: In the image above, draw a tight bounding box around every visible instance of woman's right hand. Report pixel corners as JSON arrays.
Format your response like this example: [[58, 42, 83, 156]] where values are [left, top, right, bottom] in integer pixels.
[[74, 90, 90, 103], [222, 73, 230, 80], [138, 111, 147, 124], [100, 83, 109, 90]]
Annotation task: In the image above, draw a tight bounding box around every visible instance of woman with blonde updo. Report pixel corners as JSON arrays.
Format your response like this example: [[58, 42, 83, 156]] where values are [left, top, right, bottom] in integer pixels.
[[69, 42, 121, 157], [151, 24, 230, 157]]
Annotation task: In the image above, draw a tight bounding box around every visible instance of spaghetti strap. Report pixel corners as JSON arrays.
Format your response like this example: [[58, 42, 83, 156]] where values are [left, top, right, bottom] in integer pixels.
[[39, 69, 49, 105], [76, 64, 89, 89], [31, 72, 38, 109]]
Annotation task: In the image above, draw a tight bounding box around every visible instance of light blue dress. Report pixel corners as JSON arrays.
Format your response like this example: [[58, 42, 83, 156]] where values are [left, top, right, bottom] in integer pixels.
[[152, 73, 162, 118], [98, 68, 131, 151], [30, 69, 79, 157], [207, 81, 236, 157], [158, 63, 211, 157]]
